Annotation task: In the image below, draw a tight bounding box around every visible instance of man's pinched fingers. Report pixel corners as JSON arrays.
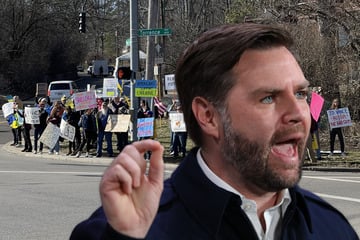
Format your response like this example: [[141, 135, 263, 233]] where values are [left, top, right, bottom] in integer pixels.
[[100, 161, 135, 195]]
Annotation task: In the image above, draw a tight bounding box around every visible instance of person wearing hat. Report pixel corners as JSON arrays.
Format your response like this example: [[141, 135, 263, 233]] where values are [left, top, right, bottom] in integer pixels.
[[61, 95, 67, 107], [33, 98, 49, 154]]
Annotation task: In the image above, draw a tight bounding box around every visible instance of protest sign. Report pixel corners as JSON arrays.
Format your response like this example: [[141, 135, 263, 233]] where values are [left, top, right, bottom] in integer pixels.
[[105, 114, 131, 132], [39, 123, 60, 149], [73, 91, 97, 111], [310, 92, 324, 122], [60, 119, 75, 141], [24, 106, 40, 124], [103, 78, 119, 98], [169, 112, 186, 132], [137, 117, 154, 138], [2, 102, 14, 118], [327, 107, 352, 129]]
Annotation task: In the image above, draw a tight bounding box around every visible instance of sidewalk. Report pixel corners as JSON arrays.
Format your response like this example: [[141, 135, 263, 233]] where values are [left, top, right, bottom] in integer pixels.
[[2, 141, 180, 172]]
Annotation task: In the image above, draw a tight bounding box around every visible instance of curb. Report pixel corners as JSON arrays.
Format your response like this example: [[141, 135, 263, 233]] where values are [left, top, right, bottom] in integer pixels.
[[2, 141, 179, 172]]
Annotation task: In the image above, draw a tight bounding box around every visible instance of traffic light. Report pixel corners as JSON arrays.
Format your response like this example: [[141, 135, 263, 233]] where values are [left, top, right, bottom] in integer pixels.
[[117, 67, 132, 79], [79, 12, 86, 33]]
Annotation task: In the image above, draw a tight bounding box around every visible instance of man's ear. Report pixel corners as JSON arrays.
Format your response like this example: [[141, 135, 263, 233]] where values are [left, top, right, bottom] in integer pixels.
[[192, 96, 220, 139]]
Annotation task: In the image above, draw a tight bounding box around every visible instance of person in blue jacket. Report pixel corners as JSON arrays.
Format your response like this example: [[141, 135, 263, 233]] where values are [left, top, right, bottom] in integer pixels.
[[70, 23, 359, 239]]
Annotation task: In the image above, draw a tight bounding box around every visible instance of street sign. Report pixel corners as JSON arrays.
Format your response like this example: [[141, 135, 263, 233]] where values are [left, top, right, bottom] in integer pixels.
[[126, 38, 131, 46], [138, 28, 172, 37]]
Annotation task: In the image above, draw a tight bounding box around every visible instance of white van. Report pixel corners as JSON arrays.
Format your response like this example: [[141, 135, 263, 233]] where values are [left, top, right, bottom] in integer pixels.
[[47, 80, 79, 103]]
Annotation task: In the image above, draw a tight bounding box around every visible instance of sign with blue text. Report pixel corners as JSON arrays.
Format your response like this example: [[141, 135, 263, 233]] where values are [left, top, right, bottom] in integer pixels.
[[135, 80, 157, 97], [327, 107, 352, 129]]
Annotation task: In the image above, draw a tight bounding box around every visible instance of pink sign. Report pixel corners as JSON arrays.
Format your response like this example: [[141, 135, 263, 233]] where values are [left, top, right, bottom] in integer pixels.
[[73, 91, 97, 111], [310, 92, 324, 121]]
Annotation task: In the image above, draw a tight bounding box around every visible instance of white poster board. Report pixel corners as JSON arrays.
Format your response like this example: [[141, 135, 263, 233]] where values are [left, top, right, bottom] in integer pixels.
[[165, 74, 176, 91], [39, 123, 60, 149], [2, 102, 14, 118], [327, 107, 352, 129], [60, 119, 75, 141], [24, 106, 40, 124], [103, 78, 119, 98], [169, 112, 186, 132]]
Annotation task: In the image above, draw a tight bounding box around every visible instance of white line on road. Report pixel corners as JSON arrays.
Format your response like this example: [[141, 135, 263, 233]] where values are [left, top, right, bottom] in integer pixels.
[[303, 176, 360, 184], [0, 170, 103, 175], [315, 192, 360, 203], [0, 170, 174, 175]]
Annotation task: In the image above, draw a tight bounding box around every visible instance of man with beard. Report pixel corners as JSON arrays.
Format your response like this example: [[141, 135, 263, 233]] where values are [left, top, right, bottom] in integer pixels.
[[71, 24, 358, 239]]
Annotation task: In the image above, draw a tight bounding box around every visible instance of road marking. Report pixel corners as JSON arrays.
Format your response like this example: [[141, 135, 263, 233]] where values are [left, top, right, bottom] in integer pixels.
[[0, 169, 173, 175], [315, 192, 360, 203], [0, 170, 103, 175], [303, 176, 360, 183]]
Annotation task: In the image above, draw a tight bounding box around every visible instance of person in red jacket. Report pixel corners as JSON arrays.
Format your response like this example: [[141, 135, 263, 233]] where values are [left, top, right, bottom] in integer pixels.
[[71, 23, 358, 239]]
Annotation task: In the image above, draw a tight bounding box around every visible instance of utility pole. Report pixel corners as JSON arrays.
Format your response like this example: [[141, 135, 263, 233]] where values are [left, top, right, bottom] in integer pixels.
[[145, 0, 159, 81], [130, 0, 140, 141]]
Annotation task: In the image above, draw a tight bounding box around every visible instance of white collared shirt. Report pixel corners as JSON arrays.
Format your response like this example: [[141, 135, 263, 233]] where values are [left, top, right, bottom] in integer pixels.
[[196, 149, 291, 240]]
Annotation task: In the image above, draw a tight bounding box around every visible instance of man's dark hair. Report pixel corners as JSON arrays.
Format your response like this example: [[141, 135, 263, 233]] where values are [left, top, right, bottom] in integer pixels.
[[175, 23, 294, 146]]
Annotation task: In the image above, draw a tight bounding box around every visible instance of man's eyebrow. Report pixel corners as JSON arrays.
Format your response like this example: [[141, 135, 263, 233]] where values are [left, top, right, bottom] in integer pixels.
[[250, 80, 310, 95]]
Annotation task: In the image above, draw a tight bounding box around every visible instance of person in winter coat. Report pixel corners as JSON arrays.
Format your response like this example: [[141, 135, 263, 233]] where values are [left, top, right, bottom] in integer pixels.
[[33, 98, 49, 154], [96, 102, 114, 157], [73, 108, 97, 158]]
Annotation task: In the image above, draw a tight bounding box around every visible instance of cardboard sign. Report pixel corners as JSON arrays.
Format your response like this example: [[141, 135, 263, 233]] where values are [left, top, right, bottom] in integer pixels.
[[105, 114, 131, 132], [327, 107, 352, 129], [60, 119, 75, 142], [39, 123, 60, 149]]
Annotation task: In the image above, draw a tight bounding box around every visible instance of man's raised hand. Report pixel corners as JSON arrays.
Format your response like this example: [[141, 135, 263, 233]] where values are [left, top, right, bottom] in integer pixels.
[[99, 139, 164, 238]]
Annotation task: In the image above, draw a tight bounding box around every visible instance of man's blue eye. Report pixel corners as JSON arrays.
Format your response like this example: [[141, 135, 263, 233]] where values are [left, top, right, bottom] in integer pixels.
[[296, 91, 308, 99], [261, 96, 273, 104]]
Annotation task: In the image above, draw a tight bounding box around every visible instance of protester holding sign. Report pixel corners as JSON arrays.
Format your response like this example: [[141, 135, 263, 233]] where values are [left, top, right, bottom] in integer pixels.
[[171, 103, 187, 158], [62, 106, 81, 155], [33, 98, 49, 154], [328, 98, 346, 157], [96, 102, 114, 158], [47, 101, 64, 155], [110, 97, 130, 152], [17, 106, 32, 152], [74, 108, 97, 158]]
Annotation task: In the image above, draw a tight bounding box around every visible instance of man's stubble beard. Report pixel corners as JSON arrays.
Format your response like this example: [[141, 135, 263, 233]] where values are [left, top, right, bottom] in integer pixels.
[[220, 111, 305, 192]]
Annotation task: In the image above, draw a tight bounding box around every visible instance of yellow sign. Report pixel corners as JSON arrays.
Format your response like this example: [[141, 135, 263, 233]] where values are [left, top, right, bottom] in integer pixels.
[[135, 88, 157, 97]]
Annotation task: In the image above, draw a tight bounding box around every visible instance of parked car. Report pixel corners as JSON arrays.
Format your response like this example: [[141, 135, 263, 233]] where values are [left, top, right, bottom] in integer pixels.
[[77, 65, 84, 72], [47, 80, 79, 104]]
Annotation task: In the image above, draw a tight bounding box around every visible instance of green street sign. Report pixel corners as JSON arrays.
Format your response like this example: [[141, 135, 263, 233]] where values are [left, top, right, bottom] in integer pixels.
[[138, 28, 172, 37], [126, 38, 131, 46]]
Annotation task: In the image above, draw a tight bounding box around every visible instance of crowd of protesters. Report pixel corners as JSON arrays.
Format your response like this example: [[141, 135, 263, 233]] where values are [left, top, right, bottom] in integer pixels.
[[4, 94, 189, 158]]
